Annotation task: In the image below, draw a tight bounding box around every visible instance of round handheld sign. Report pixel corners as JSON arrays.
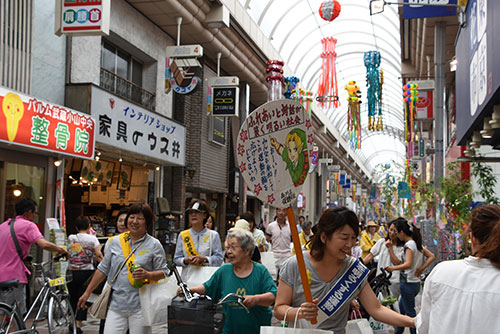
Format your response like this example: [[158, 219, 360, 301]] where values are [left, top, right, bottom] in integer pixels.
[[236, 99, 314, 208]]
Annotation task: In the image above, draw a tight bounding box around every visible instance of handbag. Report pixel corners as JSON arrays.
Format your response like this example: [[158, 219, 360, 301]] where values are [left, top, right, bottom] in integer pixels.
[[346, 311, 373, 334], [178, 265, 219, 287], [88, 242, 142, 319], [260, 307, 334, 334], [139, 274, 178, 326]]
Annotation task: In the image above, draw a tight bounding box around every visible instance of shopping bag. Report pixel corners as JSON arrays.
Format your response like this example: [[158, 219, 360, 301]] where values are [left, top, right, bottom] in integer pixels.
[[369, 317, 391, 334], [346, 311, 373, 334], [260, 307, 333, 334], [88, 283, 112, 319], [260, 252, 277, 280], [139, 275, 178, 326], [178, 265, 219, 287]]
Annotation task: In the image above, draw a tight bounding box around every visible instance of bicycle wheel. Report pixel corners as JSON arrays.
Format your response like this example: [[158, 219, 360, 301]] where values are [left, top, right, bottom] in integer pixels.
[[0, 302, 25, 333], [47, 293, 76, 334]]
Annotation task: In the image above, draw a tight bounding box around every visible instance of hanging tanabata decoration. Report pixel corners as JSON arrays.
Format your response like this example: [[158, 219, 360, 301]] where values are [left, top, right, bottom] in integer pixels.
[[364, 51, 383, 131], [266, 60, 285, 101], [317, 37, 340, 109], [318, 0, 341, 22], [344, 81, 362, 149], [284, 76, 300, 99], [403, 83, 419, 155]]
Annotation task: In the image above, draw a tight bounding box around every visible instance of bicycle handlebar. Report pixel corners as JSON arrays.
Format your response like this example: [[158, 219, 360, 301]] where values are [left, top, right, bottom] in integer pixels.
[[217, 293, 249, 313]]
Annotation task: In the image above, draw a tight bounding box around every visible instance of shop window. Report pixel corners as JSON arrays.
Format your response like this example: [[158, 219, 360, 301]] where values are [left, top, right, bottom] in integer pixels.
[[99, 41, 155, 110]]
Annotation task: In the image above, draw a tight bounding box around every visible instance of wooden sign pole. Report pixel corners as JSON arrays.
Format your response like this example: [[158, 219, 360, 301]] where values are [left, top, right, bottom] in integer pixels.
[[286, 207, 317, 324]]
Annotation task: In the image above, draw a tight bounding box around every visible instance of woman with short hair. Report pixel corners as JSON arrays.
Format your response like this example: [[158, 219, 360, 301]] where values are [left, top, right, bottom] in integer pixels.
[[188, 229, 277, 334], [416, 204, 500, 333], [77, 202, 168, 334]]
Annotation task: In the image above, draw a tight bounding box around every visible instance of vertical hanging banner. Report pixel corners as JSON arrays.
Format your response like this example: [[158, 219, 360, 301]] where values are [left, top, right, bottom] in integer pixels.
[[236, 99, 314, 208], [0, 87, 95, 159]]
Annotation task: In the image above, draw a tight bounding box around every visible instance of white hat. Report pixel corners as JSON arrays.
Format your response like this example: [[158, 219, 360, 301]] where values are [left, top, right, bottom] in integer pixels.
[[230, 219, 250, 232]]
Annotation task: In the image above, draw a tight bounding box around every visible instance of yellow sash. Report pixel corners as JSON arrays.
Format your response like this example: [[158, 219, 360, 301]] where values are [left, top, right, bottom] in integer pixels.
[[361, 232, 375, 247], [181, 229, 199, 256], [119, 232, 156, 287]]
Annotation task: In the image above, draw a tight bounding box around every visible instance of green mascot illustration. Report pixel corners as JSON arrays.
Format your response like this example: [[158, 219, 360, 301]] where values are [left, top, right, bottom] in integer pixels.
[[270, 128, 309, 186]]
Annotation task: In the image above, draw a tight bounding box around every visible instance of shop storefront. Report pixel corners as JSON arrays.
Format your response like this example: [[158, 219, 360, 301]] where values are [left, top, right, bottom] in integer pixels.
[[0, 86, 96, 260]]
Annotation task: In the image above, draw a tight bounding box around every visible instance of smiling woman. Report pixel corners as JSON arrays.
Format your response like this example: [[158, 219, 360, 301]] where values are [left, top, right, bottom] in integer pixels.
[[274, 206, 415, 334]]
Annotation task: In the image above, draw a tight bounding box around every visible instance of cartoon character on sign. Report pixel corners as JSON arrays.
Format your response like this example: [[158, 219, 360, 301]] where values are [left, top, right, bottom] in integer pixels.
[[2, 92, 24, 141], [270, 128, 309, 186]]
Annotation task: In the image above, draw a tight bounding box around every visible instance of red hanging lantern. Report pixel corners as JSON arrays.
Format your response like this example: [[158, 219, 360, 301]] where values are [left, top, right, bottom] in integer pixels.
[[319, 0, 341, 22]]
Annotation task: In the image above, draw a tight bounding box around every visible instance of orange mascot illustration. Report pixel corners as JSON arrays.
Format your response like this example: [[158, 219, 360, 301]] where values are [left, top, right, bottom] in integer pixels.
[[2, 92, 24, 141]]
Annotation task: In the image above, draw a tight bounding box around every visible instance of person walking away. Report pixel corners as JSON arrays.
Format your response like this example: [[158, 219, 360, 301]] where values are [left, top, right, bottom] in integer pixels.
[[173, 199, 224, 284], [299, 221, 314, 249], [385, 218, 435, 334], [274, 207, 415, 333], [77, 202, 169, 334], [67, 216, 103, 333], [240, 211, 270, 252], [0, 198, 69, 315], [360, 221, 382, 264], [265, 208, 292, 279], [416, 204, 500, 333]]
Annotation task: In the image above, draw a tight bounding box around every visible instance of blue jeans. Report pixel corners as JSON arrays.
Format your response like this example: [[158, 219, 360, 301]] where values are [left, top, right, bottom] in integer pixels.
[[395, 282, 420, 334]]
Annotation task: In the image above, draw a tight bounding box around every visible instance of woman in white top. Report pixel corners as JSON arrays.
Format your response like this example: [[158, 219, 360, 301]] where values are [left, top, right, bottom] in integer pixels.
[[240, 211, 270, 252], [385, 218, 434, 334], [67, 216, 103, 333], [417, 204, 500, 334], [363, 219, 404, 301]]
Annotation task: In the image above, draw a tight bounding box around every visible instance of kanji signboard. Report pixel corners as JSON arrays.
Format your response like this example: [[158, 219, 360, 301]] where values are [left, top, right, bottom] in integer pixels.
[[90, 87, 185, 166], [236, 99, 314, 208], [59, 0, 110, 35], [0, 87, 95, 159]]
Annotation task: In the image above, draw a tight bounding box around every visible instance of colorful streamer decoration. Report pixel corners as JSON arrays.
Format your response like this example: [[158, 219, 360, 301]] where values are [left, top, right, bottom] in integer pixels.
[[319, 0, 341, 22], [364, 51, 383, 131], [266, 60, 285, 101], [317, 37, 340, 109], [403, 82, 419, 144], [344, 81, 362, 149], [298, 88, 314, 115], [284, 76, 300, 99]]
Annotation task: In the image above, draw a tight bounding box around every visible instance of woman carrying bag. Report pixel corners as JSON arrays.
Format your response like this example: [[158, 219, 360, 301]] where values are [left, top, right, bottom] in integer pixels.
[[274, 207, 415, 334], [77, 202, 169, 334]]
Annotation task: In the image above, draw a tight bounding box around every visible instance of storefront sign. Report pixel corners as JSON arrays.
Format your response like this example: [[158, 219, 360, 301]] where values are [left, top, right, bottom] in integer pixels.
[[212, 87, 239, 117], [210, 116, 226, 145], [57, 0, 110, 36], [0, 87, 95, 158], [165, 45, 203, 95], [90, 86, 185, 166], [403, 0, 457, 19], [456, 0, 499, 144]]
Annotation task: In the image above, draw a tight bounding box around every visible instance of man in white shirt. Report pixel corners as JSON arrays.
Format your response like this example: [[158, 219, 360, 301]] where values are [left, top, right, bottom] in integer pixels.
[[266, 208, 291, 279]]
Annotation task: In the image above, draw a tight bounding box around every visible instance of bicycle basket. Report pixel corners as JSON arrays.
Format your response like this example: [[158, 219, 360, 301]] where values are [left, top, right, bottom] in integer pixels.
[[168, 296, 225, 334]]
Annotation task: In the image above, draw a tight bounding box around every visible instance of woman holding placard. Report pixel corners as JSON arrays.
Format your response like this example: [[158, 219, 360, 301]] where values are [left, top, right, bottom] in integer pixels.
[[274, 206, 415, 334]]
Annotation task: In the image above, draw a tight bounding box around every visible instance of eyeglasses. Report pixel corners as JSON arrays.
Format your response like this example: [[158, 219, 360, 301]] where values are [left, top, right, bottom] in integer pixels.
[[225, 244, 242, 251]]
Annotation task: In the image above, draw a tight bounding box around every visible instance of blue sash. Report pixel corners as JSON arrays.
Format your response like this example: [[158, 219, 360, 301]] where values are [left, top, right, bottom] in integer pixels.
[[316, 259, 369, 325]]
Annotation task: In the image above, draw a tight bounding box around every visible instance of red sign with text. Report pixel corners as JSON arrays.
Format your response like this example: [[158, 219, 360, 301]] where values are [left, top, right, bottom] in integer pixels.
[[0, 87, 95, 159], [416, 90, 433, 119]]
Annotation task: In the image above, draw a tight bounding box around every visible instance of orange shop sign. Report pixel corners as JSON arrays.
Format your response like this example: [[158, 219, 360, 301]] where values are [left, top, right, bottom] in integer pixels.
[[0, 87, 95, 159]]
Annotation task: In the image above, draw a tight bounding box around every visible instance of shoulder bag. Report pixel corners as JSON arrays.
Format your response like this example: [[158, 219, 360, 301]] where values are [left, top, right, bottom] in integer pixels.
[[88, 241, 142, 319]]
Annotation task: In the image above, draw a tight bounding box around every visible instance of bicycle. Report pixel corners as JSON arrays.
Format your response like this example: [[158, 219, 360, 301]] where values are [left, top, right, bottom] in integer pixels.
[[370, 268, 397, 309], [0, 261, 76, 334]]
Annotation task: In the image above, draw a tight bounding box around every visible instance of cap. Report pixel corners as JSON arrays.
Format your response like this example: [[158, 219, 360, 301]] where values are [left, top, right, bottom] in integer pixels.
[[367, 220, 379, 227], [185, 200, 208, 213], [230, 219, 250, 232]]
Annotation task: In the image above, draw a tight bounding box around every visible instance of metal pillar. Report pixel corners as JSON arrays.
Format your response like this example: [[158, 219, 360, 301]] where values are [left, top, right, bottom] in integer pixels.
[[434, 22, 445, 189]]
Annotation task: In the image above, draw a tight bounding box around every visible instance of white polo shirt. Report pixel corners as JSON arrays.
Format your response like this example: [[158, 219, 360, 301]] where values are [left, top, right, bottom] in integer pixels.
[[266, 220, 292, 259]]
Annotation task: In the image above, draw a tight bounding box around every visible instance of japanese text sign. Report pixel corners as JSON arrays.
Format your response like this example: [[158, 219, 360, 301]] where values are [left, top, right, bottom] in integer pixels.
[[403, 0, 457, 19], [90, 87, 185, 166], [59, 0, 110, 36], [0, 87, 95, 159], [236, 100, 314, 208], [211, 87, 239, 117]]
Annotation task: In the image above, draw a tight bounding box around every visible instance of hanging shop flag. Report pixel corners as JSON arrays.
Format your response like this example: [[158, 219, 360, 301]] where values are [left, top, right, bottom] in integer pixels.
[[339, 173, 346, 185], [165, 45, 203, 95], [236, 99, 314, 208], [403, 0, 457, 19], [342, 178, 351, 189], [56, 0, 110, 36], [0, 87, 95, 159], [90, 86, 185, 166], [364, 51, 383, 131]]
